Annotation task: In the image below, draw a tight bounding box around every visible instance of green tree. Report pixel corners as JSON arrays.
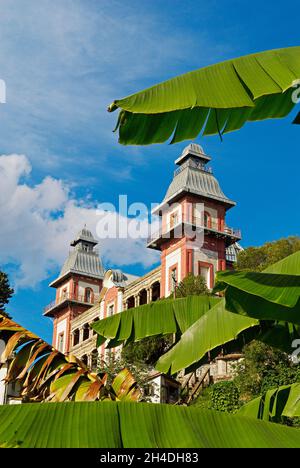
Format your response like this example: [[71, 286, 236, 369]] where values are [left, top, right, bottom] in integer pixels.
[[121, 335, 173, 367], [0, 271, 13, 318], [176, 274, 209, 297], [233, 341, 300, 402], [236, 236, 300, 272]]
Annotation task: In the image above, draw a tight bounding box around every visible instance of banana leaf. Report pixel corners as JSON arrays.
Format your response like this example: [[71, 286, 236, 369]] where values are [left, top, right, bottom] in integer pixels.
[[91, 295, 220, 347], [1, 401, 300, 448], [155, 299, 258, 374], [215, 250, 300, 324], [258, 322, 300, 353], [108, 46, 300, 145], [239, 383, 300, 422]]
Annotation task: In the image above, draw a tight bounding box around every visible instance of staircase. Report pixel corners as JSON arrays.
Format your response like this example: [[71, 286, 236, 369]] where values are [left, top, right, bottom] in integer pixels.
[[180, 367, 210, 405]]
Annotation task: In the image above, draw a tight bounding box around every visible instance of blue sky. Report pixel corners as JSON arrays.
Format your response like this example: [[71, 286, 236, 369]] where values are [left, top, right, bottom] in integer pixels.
[[0, 0, 299, 342]]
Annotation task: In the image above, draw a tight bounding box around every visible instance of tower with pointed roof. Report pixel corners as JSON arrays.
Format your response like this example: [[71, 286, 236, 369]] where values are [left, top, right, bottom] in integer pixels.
[[44, 227, 104, 354], [147, 143, 241, 297]]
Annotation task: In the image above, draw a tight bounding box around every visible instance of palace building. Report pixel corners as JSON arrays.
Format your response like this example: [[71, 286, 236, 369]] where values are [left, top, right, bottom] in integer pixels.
[[44, 143, 242, 369]]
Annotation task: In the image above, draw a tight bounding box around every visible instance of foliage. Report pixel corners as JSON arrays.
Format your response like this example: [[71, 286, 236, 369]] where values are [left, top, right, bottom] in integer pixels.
[[93, 250, 300, 376], [215, 250, 300, 325], [155, 300, 258, 374], [236, 236, 300, 272], [233, 341, 300, 401], [176, 274, 209, 297], [92, 295, 220, 348], [98, 353, 159, 402], [239, 383, 300, 426], [2, 400, 300, 448], [0, 271, 14, 318], [108, 46, 300, 145], [0, 314, 140, 403], [210, 381, 240, 413], [193, 341, 300, 419], [121, 335, 173, 366]]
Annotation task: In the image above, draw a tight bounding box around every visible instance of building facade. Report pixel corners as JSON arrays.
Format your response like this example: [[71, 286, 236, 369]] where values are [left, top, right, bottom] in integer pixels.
[[44, 143, 242, 366]]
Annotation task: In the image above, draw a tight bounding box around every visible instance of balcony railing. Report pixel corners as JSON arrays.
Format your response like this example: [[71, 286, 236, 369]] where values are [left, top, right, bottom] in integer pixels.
[[174, 159, 213, 177], [147, 216, 241, 245], [44, 292, 100, 314]]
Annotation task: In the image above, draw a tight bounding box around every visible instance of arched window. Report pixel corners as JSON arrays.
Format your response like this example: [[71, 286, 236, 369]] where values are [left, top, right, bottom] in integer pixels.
[[73, 328, 80, 346], [139, 289, 147, 305], [85, 287, 93, 303], [82, 323, 90, 341], [204, 211, 211, 228], [127, 296, 135, 309], [151, 282, 160, 302]]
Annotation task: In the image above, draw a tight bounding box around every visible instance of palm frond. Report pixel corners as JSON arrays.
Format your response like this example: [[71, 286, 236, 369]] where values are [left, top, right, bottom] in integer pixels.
[[0, 314, 140, 402]]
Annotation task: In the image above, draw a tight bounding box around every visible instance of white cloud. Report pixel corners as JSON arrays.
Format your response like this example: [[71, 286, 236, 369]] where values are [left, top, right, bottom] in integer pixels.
[[0, 153, 159, 288], [0, 0, 232, 179]]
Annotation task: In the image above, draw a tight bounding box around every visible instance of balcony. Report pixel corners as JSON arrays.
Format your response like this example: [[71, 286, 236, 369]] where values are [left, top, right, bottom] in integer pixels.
[[174, 159, 213, 177], [44, 292, 100, 316], [147, 216, 241, 249]]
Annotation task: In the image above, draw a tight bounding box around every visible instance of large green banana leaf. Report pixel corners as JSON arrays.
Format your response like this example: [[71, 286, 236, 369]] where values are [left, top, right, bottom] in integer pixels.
[[239, 383, 300, 422], [107, 46, 300, 145], [92, 294, 257, 375], [91, 295, 220, 347], [155, 299, 258, 374], [1, 401, 300, 448], [215, 250, 300, 324], [257, 322, 300, 353]]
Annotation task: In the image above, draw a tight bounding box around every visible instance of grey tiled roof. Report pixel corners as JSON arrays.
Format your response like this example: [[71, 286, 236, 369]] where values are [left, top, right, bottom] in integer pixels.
[[163, 162, 235, 207], [50, 227, 105, 286], [58, 249, 105, 280]]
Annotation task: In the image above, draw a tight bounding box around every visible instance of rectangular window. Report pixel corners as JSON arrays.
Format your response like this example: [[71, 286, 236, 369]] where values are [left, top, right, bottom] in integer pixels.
[[61, 288, 67, 299], [58, 333, 64, 353], [170, 211, 179, 229], [200, 265, 209, 287], [108, 304, 114, 317], [170, 267, 177, 292], [198, 262, 214, 289]]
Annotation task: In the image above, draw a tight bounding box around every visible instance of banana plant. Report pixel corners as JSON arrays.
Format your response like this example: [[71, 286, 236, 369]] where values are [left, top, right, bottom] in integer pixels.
[[92, 251, 300, 375], [0, 314, 141, 403], [107, 46, 300, 145], [92, 294, 220, 348], [239, 383, 300, 422]]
